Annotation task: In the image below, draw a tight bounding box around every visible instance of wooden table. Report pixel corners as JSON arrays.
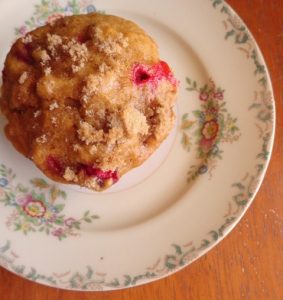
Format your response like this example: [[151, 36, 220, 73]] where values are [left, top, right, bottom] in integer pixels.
[[0, 0, 282, 299]]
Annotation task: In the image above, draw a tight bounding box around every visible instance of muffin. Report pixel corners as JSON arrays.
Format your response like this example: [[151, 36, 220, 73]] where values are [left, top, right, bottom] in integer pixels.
[[0, 13, 178, 191]]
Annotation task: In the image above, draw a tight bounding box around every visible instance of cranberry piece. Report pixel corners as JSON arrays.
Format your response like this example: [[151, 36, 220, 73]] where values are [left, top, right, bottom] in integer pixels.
[[76, 33, 89, 44], [82, 165, 119, 184], [152, 61, 177, 85], [47, 156, 64, 175], [84, 165, 97, 177], [132, 61, 178, 87], [132, 64, 151, 85], [95, 169, 113, 180], [158, 61, 171, 77]]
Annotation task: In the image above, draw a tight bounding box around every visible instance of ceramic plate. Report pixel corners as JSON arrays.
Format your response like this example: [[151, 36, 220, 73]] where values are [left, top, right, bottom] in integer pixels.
[[0, 0, 275, 291]]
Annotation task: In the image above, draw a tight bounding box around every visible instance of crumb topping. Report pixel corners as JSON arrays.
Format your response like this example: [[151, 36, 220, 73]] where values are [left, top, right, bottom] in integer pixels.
[[18, 72, 28, 84], [71, 65, 81, 73], [107, 113, 122, 128], [62, 38, 88, 73], [99, 62, 111, 73], [82, 75, 102, 102], [43, 79, 55, 95], [89, 145, 97, 155], [73, 144, 80, 152], [77, 121, 104, 145], [44, 67, 52, 76], [47, 33, 63, 56], [123, 106, 149, 136], [63, 167, 78, 182], [85, 109, 94, 117], [36, 134, 47, 144], [51, 116, 57, 125], [94, 28, 129, 56], [85, 178, 100, 190], [22, 35, 33, 44], [82, 72, 118, 103], [33, 110, 41, 118], [107, 127, 124, 146], [40, 50, 51, 64], [49, 101, 59, 110]]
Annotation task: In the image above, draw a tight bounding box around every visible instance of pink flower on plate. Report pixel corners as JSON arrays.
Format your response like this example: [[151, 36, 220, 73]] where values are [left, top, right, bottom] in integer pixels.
[[64, 218, 76, 227], [16, 194, 33, 207], [23, 199, 46, 218], [18, 25, 27, 36], [199, 138, 214, 153], [199, 92, 209, 102], [52, 228, 64, 237], [214, 91, 224, 100], [208, 107, 219, 115]]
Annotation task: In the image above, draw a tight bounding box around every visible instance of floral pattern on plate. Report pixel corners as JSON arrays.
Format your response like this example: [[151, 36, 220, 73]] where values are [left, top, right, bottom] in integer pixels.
[[181, 78, 240, 182], [0, 164, 99, 240], [0, 240, 196, 290]]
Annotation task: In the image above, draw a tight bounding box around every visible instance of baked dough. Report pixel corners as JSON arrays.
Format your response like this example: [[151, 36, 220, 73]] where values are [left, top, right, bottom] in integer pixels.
[[0, 13, 178, 191]]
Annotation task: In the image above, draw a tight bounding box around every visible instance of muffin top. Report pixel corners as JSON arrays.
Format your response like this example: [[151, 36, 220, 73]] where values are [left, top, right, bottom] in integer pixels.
[[0, 13, 178, 191]]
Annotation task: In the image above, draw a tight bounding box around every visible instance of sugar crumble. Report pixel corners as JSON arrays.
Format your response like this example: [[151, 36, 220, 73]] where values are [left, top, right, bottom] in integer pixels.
[[36, 134, 47, 144], [99, 62, 111, 73], [85, 110, 94, 117], [62, 38, 88, 73], [63, 167, 78, 182], [123, 106, 149, 136], [18, 72, 28, 84], [82, 75, 101, 100], [49, 101, 59, 111], [22, 35, 32, 44], [47, 33, 63, 56], [51, 116, 57, 125], [44, 67, 52, 76], [73, 144, 80, 152], [40, 50, 51, 64], [89, 145, 97, 155], [94, 28, 129, 56], [33, 110, 41, 118], [77, 121, 104, 145]]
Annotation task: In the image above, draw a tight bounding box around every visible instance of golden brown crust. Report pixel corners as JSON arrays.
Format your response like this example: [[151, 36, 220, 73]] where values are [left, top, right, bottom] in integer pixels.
[[0, 13, 178, 191]]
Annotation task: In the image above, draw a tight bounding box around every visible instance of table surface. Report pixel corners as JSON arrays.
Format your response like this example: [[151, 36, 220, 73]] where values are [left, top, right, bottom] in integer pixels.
[[0, 0, 282, 299]]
